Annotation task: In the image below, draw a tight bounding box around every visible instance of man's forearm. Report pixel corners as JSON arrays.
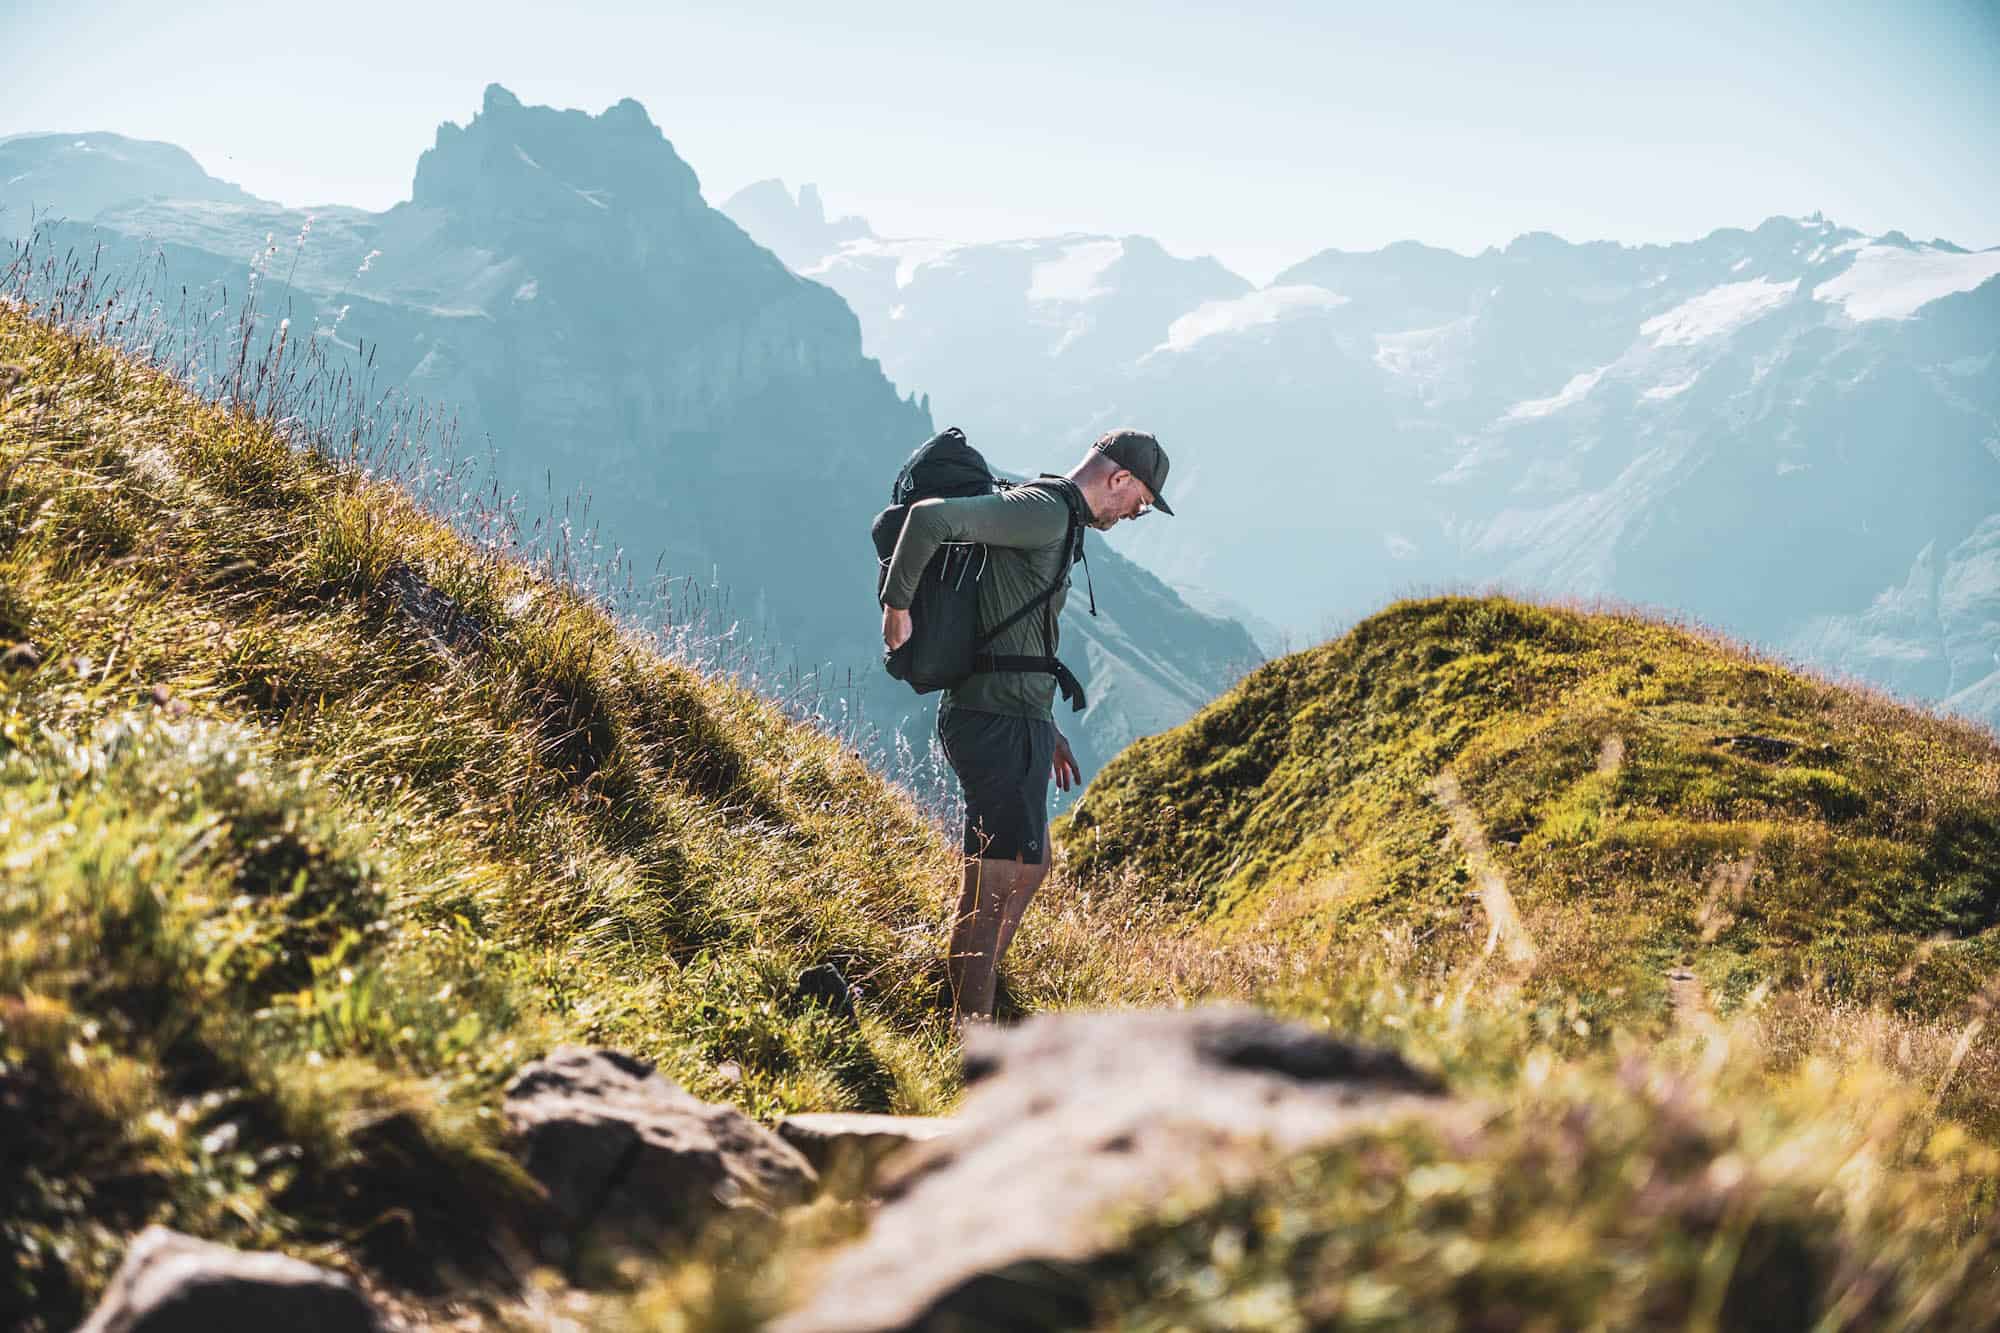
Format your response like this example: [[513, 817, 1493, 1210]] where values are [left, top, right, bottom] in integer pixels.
[[882, 492, 1069, 607], [881, 500, 949, 608]]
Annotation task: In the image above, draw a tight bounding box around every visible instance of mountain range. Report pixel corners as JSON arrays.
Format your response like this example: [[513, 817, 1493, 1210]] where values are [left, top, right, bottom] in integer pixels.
[[725, 183, 2000, 730], [0, 93, 1258, 780]]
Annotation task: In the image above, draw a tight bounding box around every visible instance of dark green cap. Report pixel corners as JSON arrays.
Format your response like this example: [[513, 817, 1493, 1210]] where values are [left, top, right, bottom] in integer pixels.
[[1092, 428, 1174, 515]]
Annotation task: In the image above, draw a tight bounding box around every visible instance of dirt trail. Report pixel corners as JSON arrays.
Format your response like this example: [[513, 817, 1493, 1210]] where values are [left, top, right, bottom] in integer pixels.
[[1666, 967, 1711, 1032], [1429, 769, 1538, 969]]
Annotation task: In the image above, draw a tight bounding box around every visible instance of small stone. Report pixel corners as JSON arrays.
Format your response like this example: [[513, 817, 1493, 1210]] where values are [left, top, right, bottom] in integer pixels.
[[1, 641, 42, 673], [151, 683, 173, 707], [793, 963, 857, 1021], [75, 1225, 384, 1332], [714, 1060, 743, 1086], [1713, 733, 1799, 763]]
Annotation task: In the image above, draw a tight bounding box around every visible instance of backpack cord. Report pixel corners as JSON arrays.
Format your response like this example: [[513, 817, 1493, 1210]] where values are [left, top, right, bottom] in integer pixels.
[[1078, 536, 1096, 616]]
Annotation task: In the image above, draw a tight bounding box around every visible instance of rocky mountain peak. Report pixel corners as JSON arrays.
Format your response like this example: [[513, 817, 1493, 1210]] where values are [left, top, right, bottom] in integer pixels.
[[411, 84, 701, 218], [1502, 229, 1575, 258], [720, 178, 873, 271]]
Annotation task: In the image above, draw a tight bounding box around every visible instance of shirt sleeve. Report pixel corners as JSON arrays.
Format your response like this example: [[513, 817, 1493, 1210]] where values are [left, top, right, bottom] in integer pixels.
[[881, 490, 1070, 609]]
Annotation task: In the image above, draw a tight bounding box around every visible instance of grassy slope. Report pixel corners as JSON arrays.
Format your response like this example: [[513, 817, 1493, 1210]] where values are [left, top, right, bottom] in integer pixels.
[[0, 303, 962, 1323], [1060, 595, 2000, 1028]]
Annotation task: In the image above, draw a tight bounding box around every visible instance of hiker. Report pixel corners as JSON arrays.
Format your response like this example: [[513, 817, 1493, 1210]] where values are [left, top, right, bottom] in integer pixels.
[[879, 429, 1173, 1021]]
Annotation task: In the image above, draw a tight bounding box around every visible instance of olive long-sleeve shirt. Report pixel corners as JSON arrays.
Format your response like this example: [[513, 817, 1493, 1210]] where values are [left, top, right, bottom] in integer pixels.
[[881, 482, 1084, 720]]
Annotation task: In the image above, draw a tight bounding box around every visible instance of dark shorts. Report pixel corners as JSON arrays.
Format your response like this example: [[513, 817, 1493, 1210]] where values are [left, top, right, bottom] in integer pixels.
[[938, 707, 1055, 864]]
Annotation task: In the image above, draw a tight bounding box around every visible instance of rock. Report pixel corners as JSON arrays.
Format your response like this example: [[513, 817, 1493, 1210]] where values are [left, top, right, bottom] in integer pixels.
[[504, 1046, 816, 1254], [381, 561, 491, 656], [776, 1113, 957, 1196], [1, 640, 41, 673], [776, 1006, 1454, 1333], [75, 1225, 382, 1333], [793, 962, 858, 1021], [1714, 733, 1800, 763]]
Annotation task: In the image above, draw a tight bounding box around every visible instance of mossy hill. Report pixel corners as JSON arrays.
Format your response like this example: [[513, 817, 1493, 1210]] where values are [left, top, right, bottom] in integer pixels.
[[1060, 596, 2000, 1026], [0, 300, 966, 1323]]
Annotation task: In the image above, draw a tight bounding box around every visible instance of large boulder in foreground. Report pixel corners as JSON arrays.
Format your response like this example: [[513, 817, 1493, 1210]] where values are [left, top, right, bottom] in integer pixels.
[[504, 1046, 817, 1253], [777, 1006, 1455, 1333], [76, 1226, 382, 1333]]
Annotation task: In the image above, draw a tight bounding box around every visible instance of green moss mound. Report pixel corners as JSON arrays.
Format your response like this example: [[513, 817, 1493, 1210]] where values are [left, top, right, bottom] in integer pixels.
[[1059, 596, 2000, 1022]]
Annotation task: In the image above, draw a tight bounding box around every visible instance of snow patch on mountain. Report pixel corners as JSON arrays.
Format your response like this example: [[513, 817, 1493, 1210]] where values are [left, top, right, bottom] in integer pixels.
[[1154, 284, 1347, 354], [1505, 364, 1611, 420], [804, 237, 960, 289], [1029, 239, 1123, 302], [1642, 373, 1698, 401], [1374, 317, 1474, 378], [1811, 243, 2000, 321], [1640, 277, 1798, 347]]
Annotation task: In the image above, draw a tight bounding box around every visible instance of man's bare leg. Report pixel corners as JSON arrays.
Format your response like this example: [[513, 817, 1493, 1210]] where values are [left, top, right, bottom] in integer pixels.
[[995, 857, 1051, 966], [948, 855, 1045, 1021]]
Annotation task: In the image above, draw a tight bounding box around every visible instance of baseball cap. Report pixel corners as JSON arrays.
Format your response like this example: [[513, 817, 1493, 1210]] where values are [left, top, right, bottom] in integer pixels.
[[1092, 429, 1175, 515]]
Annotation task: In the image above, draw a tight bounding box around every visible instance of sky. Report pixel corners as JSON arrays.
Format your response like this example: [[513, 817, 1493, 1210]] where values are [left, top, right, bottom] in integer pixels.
[[4, 0, 1996, 284]]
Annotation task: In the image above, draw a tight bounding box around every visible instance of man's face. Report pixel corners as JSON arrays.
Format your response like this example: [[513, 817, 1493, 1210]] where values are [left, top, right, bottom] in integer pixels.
[[1092, 470, 1156, 530]]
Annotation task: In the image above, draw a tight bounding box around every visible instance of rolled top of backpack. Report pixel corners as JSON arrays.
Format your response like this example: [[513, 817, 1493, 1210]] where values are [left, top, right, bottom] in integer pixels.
[[892, 427, 998, 506]]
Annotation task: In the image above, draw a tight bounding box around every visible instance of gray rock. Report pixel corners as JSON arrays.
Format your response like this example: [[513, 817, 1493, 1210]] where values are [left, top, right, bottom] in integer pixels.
[[75, 1225, 382, 1333], [776, 1113, 957, 1195], [777, 1006, 1454, 1333], [504, 1046, 816, 1250]]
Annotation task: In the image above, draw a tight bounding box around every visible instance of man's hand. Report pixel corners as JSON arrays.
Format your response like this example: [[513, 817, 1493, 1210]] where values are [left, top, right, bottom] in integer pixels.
[[1052, 729, 1083, 793], [882, 604, 912, 652]]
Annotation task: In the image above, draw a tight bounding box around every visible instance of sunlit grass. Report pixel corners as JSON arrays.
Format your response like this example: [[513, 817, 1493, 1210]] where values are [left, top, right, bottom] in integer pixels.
[[0, 292, 962, 1326]]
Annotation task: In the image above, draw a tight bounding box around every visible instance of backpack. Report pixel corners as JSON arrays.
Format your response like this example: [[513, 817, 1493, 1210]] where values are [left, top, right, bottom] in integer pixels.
[[872, 427, 1092, 711]]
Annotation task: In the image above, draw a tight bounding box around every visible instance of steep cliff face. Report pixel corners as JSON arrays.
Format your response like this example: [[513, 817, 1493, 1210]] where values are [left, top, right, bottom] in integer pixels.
[[5, 94, 1256, 775]]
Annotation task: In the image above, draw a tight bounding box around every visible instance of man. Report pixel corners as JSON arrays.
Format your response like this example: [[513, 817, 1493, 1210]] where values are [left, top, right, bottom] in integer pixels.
[[879, 429, 1174, 1021]]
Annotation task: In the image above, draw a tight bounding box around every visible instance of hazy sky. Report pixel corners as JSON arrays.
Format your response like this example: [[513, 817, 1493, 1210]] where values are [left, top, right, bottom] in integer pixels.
[[5, 0, 1996, 283]]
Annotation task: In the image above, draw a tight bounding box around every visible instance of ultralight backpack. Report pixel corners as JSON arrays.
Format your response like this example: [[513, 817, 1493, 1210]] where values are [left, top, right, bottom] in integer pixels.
[[871, 427, 1091, 710]]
